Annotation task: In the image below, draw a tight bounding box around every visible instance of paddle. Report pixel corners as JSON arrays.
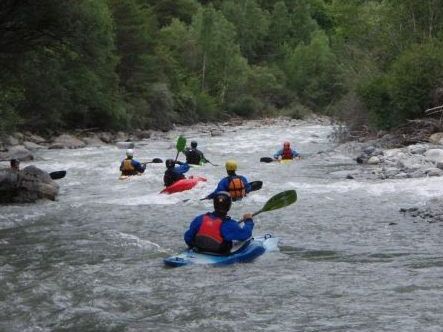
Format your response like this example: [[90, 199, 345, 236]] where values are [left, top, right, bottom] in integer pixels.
[[239, 189, 297, 222], [249, 181, 263, 191], [260, 157, 275, 163], [174, 135, 186, 163], [49, 170, 66, 180], [142, 158, 163, 164]]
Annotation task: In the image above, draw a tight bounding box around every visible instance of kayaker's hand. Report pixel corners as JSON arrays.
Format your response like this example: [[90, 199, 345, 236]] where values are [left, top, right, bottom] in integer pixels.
[[242, 213, 253, 220], [176, 161, 184, 165]]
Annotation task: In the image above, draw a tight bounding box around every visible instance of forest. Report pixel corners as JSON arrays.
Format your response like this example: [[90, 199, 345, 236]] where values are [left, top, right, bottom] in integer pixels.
[[1, 0, 443, 134]]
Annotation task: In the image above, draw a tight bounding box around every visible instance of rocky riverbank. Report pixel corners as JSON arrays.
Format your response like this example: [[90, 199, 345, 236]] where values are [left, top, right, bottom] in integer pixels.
[[0, 115, 331, 162]]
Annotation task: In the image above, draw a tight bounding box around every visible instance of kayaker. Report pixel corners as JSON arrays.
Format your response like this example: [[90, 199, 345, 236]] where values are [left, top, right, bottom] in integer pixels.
[[120, 149, 146, 176], [184, 141, 209, 165], [273, 141, 300, 160], [10, 159, 20, 171], [163, 159, 190, 187], [205, 160, 251, 201], [184, 191, 254, 254]]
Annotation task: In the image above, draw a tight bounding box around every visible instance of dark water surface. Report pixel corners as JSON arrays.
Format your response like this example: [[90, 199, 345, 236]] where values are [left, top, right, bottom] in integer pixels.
[[1, 121, 442, 331]]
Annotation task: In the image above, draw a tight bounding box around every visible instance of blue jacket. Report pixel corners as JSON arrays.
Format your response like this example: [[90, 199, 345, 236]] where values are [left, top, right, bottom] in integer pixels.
[[184, 212, 254, 247], [207, 175, 251, 199], [163, 162, 190, 187], [273, 148, 299, 159], [120, 159, 146, 174]]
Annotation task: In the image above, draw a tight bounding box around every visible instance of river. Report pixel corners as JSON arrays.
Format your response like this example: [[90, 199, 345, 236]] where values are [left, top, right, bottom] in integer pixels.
[[1, 120, 442, 332]]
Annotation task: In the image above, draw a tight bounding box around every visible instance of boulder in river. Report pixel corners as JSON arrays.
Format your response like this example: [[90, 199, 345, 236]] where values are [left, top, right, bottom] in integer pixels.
[[0, 166, 59, 203], [0, 145, 34, 161], [52, 134, 86, 149], [424, 149, 443, 163], [429, 132, 443, 145]]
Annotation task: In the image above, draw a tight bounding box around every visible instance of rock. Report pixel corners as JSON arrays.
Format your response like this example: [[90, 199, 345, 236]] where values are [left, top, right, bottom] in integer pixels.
[[98, 132, 113, 143], [53, 134, 86, 149], [367, 156, 381, 164], [424, 149, 443, 163], [437, 162, 443, 170], [0, 145, 34, 161], [27, 134, 46, 144], [134, 129, 151, 139], [48, 143, 64, 150], [429, 132, 443, 144], [83, 135, 104, 147], [363, 146, 376, 155], [407, 144, 427, 155], [384, 148, 403, 159], [0, 166, 59, 203], [356, 156, 366, 164], [210, 129, 223, 137], [116, 141, 135, 149], [5, 135, 19, 146], [425, 168, 443, 177], [23, 141, 44, 150], [115, 131, 128, 141]]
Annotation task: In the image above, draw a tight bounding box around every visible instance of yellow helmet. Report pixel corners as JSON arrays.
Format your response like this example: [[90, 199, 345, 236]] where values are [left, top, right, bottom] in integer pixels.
[[225, 160, 237, 171]]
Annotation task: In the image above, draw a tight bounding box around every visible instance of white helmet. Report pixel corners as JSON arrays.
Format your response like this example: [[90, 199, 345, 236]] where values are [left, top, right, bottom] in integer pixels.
[[126, 149, 134, 157]]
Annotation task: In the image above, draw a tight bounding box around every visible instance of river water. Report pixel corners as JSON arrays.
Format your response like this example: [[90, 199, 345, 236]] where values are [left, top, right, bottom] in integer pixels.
[[1, 120, 442, 332]]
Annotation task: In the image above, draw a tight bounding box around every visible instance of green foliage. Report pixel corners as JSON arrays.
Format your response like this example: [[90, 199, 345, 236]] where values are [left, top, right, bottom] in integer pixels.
[[360, 42, 443, 129], [2, 0, 443, 134], [285, 30, 343, 111]]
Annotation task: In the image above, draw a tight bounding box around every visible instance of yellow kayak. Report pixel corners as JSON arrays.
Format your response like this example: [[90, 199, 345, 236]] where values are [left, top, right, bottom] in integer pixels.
[[279, 159, 293, 164]]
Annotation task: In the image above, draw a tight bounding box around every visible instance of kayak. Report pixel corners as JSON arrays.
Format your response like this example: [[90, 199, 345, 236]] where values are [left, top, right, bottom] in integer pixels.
[[161, 176, 207, 194], [279, 159, 293, 164], [164, 234, 279, 267], [119, 173, 143, 180]]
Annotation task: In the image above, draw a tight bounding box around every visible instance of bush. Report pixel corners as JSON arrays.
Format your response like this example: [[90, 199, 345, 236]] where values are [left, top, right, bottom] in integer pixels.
[[228, 95, 262, 118]]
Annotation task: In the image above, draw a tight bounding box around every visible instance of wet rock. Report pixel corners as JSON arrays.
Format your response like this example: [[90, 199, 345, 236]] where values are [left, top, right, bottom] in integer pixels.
[[52, 134, 86, 149], [48, 143, 65, 150], [134, 129, 151, 139], [115, 131, 128, 142], [429, 132, 443, 145], [210, 129, 223, 137], [437, 162, 443, 170], [424, 168, 443, 177], [116, 141, 135, 149], [83, 135, 104, 147], [407, 144, 427, 155], [424, 149, 443, 163], [363, 146, 376, 155], [400, 198, 443, 223], [27, 134, 46, 144], [356, 156, 366, 164], [0, 145, 34, 161], [23, 141, 44, 150], [98, 132, 113, 143], [367, 156, 381, 164], [5, 135, 19, 146], [0, 166, 59, 203]]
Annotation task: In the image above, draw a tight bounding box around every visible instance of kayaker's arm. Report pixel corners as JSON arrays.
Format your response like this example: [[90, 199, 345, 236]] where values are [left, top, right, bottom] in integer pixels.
[[222, 217, 254, 242], [273, 149, 283, 160], [292, 148, 300, 158], [132, 160, 146, 173], [174, 162, 190, 174], [206, 177, 229, 199]]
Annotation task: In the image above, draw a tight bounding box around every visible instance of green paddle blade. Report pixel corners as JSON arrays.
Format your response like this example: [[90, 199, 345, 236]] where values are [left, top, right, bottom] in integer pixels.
[[176, 135, 186, 153], [253, 190, 297, 217]]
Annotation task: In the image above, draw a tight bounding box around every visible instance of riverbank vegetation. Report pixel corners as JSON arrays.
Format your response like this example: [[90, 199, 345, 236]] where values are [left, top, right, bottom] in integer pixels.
[[1, 0, 443, 135]]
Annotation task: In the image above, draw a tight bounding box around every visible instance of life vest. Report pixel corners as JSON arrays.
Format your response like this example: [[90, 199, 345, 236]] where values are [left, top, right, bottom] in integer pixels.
[[282, 148, 293, 160], [194, 214, 230, 253], [185, 148, 202, 165], [163, 168, 185, 187], [121, 159, 137, 176], [228, 176, 246, 200]]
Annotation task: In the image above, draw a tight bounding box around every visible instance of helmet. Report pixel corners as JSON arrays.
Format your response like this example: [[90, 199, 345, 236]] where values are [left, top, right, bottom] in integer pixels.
[[225, 160, 237, 172], [191, 141, 197, 148], [213, 191, 232, 213], [126, 149, 134, 157], [283, 141, 290, 148], [165, 159, 175, 169]]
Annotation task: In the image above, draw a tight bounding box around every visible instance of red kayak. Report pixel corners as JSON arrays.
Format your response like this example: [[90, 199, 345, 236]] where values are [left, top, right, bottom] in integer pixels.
[[161, 176, 207, 194]]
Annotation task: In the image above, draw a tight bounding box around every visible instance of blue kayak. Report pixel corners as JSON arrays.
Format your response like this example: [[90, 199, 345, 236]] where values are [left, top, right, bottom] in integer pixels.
[[164, 234, 279, 267]]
